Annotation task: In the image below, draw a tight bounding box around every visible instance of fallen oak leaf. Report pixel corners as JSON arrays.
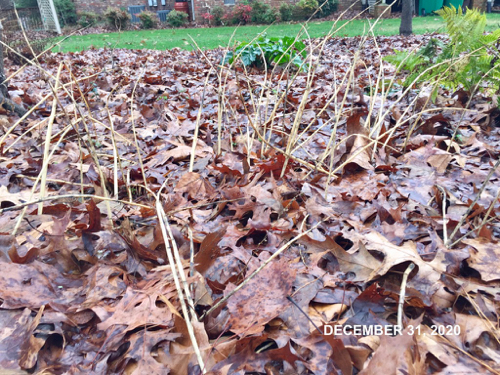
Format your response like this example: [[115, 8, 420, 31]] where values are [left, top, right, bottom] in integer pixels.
[[80, 200, 102, 257], [359, 319, 426, 375], [225, 259, 296, 336], [0, 308, 46, 371], [343, 134, 374, 172], [175, 171, 216, 200], [0, 185, 37, 207], [344, 283, 397, 327], [145, 141, 213, 167], [96, 289, 174, 334], [463, 238, 500, 282], [345, 230, 447, 283], [167, 314, 234, 375], [194, 228, 226, 275], [116, 219, 166, 264], [0, 260, 79, 309], [119, 330, 181, 375], [0, 234, 38, 264], [297, 235, 381, 283], [427, 153, 454, 174], [292, 330, 353, 375], [208, 339, 302, 375]]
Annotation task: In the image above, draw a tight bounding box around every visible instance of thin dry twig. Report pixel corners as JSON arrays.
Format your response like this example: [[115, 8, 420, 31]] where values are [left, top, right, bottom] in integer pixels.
[[156, 192, 206, 374], [0, 194, 151, 215], [397, 262, 415, 331]]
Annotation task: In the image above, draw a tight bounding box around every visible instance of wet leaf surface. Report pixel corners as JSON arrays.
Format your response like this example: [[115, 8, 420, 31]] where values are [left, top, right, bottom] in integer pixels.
[[0, 32, 499, 373]]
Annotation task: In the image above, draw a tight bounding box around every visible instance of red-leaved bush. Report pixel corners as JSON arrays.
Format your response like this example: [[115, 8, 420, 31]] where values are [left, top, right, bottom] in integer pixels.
[[201, 12, 214, 25], [229, 4, 252, 24]]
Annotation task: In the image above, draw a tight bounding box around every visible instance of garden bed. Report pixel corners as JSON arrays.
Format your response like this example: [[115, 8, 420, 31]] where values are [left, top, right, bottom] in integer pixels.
[[0, 27, 499, 373]]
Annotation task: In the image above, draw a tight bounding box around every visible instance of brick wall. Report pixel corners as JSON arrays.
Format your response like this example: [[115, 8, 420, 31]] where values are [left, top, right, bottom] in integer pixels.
[[472, 0, 487, 11], [73, 0, 140, 13], [337, 0, 362, 11]]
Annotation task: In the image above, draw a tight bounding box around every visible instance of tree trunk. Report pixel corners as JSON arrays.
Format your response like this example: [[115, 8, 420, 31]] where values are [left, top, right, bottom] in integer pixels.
[[400, 0, 413, 36], [0, 21, 27, 117]]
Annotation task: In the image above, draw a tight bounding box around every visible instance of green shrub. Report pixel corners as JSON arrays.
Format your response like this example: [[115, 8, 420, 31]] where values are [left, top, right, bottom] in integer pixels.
[[280, 3, 294, 22], [297, 0, 319, 18], [167, 10, 189, 27], [291, 5, 307, 20], [318, 0, 338, 16], [54, 0, 77, 26], [225, 35, 307, 70], [104, 7, 130, 30], [250, 1, 271, 24], [77, 11, 101, 28], [15, 0, 38, 8], [211, 6, 225, 26], [263, 7, 279, 24], [138, 11, 158, 29]]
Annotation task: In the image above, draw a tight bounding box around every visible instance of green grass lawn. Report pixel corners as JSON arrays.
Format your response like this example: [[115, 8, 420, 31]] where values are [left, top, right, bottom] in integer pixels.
[[56, 13, 500, 52]]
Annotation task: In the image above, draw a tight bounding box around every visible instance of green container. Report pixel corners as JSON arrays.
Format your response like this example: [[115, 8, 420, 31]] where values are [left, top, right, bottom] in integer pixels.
[[443, 0, 464, 9], [418, 0, 445, 15]]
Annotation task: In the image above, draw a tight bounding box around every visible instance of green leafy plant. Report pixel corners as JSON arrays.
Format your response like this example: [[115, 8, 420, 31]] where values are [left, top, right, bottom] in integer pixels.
[[250, 1, 272, 24], [384, 6, 500, 93], [224, 35, 307, 70], [263, 7, 280, 24], [138, 11, 158, 29], [167, 10, 189, 27], [104, 7, 131, 30], [318, 0, 338, 16], [14, 0, 38, 8], [280, 3, 294, 22], [384, 37, 444, 85], [54, 0, 77, 26], [297, 0, 319, 18], [77, 11, 101, 28]]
